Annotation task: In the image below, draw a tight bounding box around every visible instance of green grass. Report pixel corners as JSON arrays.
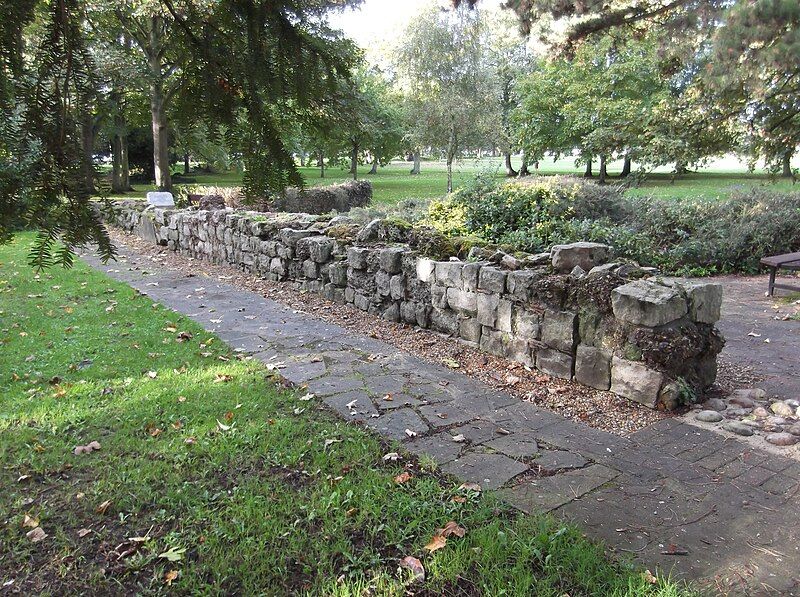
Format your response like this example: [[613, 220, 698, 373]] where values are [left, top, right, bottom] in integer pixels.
[[108, 155, 798, 206], [0, 233, 693, 595]]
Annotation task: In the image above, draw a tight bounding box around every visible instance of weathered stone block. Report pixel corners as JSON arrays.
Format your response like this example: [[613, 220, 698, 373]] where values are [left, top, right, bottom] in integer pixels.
[[496, 299, 512, 332], [655, 278, 723, 324], [309, 237, 334, 263], [302, 259, 319, 279], [507, 270, 542, 302], [347, 247, 370, 270], [611, 280, 688, 327], [478, 266, 507, 293], [379, 247, 405, 273], [435, 261, 464, 288], [416, 258, 435, 283], [382, 302, 400, 322], [507, 338, 533, 366], [477, 292, 500, 327], [551, 242, 612, 273], [610, 357, 664, 408], [462, 262, 482, 292], [390, 274, 407, 300], [431, 285, 448, 309], [375, 270, 391, 297], [280, 228, 317, 248], [431, 308, 459, 336], [480, 327, 507, 357], [513, 308, 541, 342], [536, 348, 573, 380], [459, 317, 482, 343], [447, 288, 478, 315], [541, 310, 577, 353], [328, 262, 348, 287], [400, 301, 417, 324], [574, 345, 611, 390]]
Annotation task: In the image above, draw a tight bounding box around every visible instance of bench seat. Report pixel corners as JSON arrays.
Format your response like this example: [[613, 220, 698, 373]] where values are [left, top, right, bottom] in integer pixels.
[[761, 252, 800, 295]]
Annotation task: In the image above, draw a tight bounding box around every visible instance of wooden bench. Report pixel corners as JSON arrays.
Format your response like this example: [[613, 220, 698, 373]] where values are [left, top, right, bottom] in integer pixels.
[[761, 252, 800, 296]]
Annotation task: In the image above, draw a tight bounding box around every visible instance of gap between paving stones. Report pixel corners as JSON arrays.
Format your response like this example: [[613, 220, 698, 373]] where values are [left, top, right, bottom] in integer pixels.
[[80, 238, 800, 593]]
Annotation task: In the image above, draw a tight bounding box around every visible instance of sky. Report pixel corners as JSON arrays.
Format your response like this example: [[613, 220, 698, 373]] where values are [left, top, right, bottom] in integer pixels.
[[328, 0, 504, 49]]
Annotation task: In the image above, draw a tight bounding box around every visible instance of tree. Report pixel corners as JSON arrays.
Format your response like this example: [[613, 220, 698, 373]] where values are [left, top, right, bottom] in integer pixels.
[[396, 4, 493, 192]]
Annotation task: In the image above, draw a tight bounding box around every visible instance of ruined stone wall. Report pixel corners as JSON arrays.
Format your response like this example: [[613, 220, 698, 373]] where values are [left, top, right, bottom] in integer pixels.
[[107, 201, 724, 411]]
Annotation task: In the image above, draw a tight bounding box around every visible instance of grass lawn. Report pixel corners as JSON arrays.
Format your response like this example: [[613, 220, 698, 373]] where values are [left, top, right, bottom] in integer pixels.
[[0, 234, 691, 595], [109, 155, 798, 206]]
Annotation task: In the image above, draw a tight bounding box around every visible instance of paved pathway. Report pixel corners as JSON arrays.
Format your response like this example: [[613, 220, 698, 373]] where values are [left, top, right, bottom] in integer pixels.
[[82, 246, 800, 595], [716, 274, 800, 401]]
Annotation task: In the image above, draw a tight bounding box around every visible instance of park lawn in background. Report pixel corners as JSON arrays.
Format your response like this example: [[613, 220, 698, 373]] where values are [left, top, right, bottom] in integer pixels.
[[106, 156, 797, 206], [0, 233, 693, 595]]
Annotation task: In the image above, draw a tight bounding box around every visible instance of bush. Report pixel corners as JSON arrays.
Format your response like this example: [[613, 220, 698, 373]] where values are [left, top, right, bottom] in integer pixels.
[[438, 176, 800, 276]]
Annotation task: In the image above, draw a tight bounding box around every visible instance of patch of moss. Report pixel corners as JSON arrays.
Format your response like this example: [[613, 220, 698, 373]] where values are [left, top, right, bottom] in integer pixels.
[[622, 343, 643, 361]]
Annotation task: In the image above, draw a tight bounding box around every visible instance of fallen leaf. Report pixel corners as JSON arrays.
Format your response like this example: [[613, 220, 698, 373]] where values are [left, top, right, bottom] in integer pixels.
[[164, 570, 179, 586], [642, 569, 658, 584], [451, 496, 467, 504], [404, 429, 417, 438], [77, 528, 92, 538], [171, 420, 183, 430], [216, 419, 232, 431], [424, 534, 447, 552], [96, 500, 112, 515], [146, 371, 157, 379], [22, 514, 38, 529], [213, 374, 233, 383], [382, 393, 393, 401], [382, 452, 400, 461], [451, 434, 466, 443], [324, 438, 341, 448], [159, 546, 186, 562], [458, 482, 482, 493], [26, 527, 47, 543], [394, 472, 413, 484], [439, 521, 466, 538], [178, 396, 187, 403], [184, 437, 197, 445], [399, 555, 425, 582], [224, 411, 234, 422]]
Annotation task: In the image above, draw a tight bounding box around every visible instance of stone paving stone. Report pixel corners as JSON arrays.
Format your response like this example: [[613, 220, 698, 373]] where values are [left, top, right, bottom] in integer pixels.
[[759, 473, 800, 497], [365, 408, 429, 442], [214, 333, 269, 353], [734, 466, 776, 488], [277, 360, 328, 385], [498, 465, 618, 513], [484, 436, 539, 459], [487, 401, 565, 432], [405, 433, 464, 464], [442, 452, 528, 491], [375, 393, 425, 411], [419, 402, 477, 428], [364, 375, 405, 397], [306, 376, 365, 397], [448, 420, 509, 444], [322, 390, 378, 422]]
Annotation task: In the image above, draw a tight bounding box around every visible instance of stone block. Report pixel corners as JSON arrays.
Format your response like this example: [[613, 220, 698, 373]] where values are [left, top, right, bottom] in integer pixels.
[[574, 345, 611, 390], [541, 310, 577, 353], [146, 191, 174, 207], [347, 247, 370, 270], [354, 293, 370, 311], [400, 301, 418, 324], [447, 288, 478, 315], [535, 348, 573, 380], [416, 303, 432, 328], [513, 307, 541, 342], [379, 247, 405, 273], [390, 274, 407, 300], [302, 259, 319, 279], [610, 357, 664, 408], [551, 242, 612, 273], [309, 237, 335, 263], [435, 261, 464, 288], [507, 338, 533, 366], [431, 308, 459, 336], [611, 280, 688, 327], [478, 266, 507, 293], [416, 258, 435, 282], [654, 278, 723, 324], [462, 262, 482, 291], [375, 270, 391, 297], [280, 228, 317, 248], [480, 327, 507, 357], [507, 270, 542, 301], [459, 317, 482, 343], [431, 285, 448, 309], [496, 299, 512, 332], [328, 261, 348, 287], [477, 292, 500, 327], [382, 302, 400, 322]]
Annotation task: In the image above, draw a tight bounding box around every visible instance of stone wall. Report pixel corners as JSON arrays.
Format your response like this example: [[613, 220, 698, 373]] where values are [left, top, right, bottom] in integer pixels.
[[270, 180, 372, 214], [107, 201, 724, 411]]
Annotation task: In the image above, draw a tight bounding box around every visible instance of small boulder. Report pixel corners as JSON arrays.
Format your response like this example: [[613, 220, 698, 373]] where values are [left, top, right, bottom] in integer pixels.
[[198, 194, 226, 210], [695, 410, 723, 423], [611, 280, 687, 327], [765, 432, 799, 447], [551, 242, 612, 273], [705, 398, 727, 412], [723, 421, 754, 436], [789, 423, 800, 436], [752, 406, 770, 419], [771, 402, 795, 417]]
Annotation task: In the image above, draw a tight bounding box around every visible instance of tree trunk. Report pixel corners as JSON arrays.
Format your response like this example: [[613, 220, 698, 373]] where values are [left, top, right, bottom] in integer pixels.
[[598, 155, 608, 185], [318, 149, 325, 178], [675, 161, 688, 175], [504, 152, 518, 177], [350, 142, 358, 180], [518, 153, 530, 177], [299, 151, 306, 167], [112, 134, 124, 193], [584, 158, 593, 178], [121, 135, 130, 190], [183, 152, 190, 175], [369, 154, 378, 174], [620, 155, 631, 178], [782, 151, 793, 178], [446, 124, 457, 193], [410, 150, 421, 175], [81, 116, 96, 192], [150, 71, 171, 190]]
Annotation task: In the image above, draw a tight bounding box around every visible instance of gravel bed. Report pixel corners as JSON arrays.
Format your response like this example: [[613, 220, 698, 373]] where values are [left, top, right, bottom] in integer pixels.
[[107, 230, 668, 436]]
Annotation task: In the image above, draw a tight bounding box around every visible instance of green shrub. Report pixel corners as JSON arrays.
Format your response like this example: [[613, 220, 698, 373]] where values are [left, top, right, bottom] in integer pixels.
[[434, 176, 800, 275]]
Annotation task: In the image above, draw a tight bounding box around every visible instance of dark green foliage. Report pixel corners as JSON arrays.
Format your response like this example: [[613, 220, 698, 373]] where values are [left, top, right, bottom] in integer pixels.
[[443, 176, 800, 276], [0, 0, 114, 268]]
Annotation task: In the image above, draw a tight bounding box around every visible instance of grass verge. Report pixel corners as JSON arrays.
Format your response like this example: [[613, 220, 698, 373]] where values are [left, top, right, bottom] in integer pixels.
[[1, 233, 693, 595]]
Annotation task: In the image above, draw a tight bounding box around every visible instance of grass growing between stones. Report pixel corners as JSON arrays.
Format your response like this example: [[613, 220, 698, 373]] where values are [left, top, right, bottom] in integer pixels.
[[1, 234, 694, 595]]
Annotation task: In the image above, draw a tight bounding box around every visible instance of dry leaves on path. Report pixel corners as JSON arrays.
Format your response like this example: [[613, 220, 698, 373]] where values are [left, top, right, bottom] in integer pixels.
[[399, 556, 425, 582]]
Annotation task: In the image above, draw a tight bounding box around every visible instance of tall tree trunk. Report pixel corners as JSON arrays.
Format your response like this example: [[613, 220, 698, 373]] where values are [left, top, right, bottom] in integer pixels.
[[518, 152, 530, 177], [150, 72, 171, 190], [183, 151, 190, 175], [112, 134, 124, 193], [350, 142, 358, 180], [81, 116, 96, 192], [318, 149, 325, 178], [675, 161, 688, 175], [598, 155, 608, 185], [782, 150, 793, 178], [446, 124, 457, 193], [504, 152, 518, 177], [369, 154, 378, 174], [121, 135, 130, 190], [584, 158, 593, 178], [299, 150, 306, 167], [410, 150, 421, 175], [620, 154, 632, 178]]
